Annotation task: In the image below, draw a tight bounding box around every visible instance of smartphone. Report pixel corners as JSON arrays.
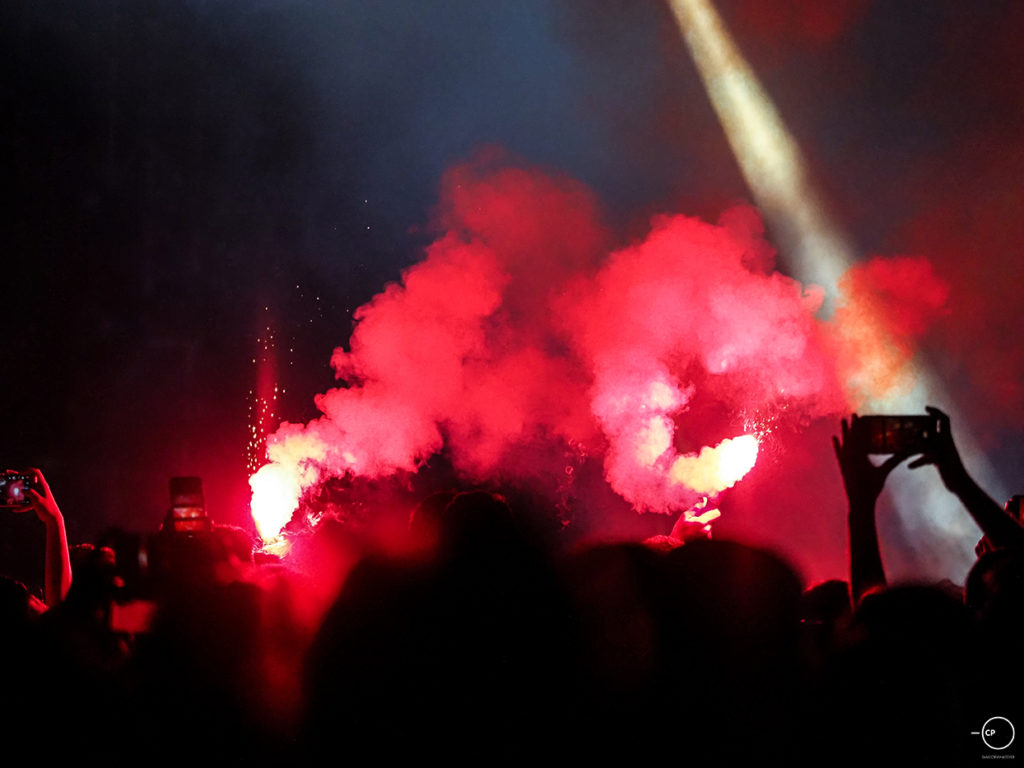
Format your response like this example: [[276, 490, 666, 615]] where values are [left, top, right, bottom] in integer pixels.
[[166, 476, 210, 533], [0, 472, 36, 508], [853, 415, 941, 455]]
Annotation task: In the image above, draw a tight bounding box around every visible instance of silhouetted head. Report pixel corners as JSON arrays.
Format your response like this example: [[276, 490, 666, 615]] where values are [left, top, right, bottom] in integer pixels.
[[655, 538, 803, 677], [801, 579, 852, 625], [65, 543, 120, 611], [437, 491, 518, 560], [408, 490, 456, 550], [853, 583, 971, 660], [966, 548, 1024, 632], [0, 575, 35, 627]]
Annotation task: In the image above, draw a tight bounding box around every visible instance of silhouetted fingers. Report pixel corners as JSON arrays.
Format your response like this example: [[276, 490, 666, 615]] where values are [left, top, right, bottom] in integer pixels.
[[907, 455, 932, 470], [11, 488, 41, 513], [879, 450, 913, 477], [924, 405, 952, 434], [838, 417, 852, 450]]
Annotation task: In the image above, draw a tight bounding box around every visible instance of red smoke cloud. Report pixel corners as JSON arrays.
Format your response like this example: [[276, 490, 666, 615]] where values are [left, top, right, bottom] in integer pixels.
[[834, 255, 950, 402], [252, 157, 947, 545]]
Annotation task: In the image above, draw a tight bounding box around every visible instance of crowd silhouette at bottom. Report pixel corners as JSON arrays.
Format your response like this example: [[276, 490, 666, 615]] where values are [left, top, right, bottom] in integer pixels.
[[1, 407, 1021, 765]]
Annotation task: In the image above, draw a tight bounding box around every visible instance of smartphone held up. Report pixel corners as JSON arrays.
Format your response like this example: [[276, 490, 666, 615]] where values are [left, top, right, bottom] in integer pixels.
[[0, 471, 36, 508], [851, 414, 943, 455]]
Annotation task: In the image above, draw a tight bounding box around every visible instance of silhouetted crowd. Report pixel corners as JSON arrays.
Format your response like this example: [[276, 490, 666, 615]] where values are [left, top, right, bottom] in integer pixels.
[[2, 408, 1022, 765]]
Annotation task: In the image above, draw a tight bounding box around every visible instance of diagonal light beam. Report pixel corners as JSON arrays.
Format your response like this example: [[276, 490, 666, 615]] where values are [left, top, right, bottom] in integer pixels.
[[668, 0, 853, 293], [668, 0, 1006, 581]]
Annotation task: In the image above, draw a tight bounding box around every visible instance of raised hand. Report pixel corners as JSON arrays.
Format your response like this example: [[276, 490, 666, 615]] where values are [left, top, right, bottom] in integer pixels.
[[905, 406, 970, 494], [15, 467, 63, 526], [832, 415, 913, 511], [12, 468, 71, 606]]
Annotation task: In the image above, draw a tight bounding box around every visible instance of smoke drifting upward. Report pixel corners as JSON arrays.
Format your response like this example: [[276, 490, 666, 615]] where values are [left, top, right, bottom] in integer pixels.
[[251, 156, 948, 540], [834, 255, 950, 404]]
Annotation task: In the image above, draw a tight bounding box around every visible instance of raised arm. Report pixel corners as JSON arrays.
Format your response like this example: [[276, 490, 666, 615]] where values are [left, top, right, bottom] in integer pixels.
[[20, 469, 72, 606], [909, 406, 1024, 550], [833, 416, 910, 604]]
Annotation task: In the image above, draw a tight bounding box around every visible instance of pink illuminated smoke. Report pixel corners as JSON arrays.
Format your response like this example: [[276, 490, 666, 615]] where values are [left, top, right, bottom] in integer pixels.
[[250, 157, 945, 541]]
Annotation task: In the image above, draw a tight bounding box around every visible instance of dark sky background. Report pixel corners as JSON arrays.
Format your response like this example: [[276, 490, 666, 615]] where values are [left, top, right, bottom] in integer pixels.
[[3, 0, 1024, 586]]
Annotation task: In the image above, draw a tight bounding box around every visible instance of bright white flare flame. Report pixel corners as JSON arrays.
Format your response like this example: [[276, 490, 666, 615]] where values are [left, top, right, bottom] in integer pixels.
[[249, 462, 303, 542], [669, 433, 759, 494]]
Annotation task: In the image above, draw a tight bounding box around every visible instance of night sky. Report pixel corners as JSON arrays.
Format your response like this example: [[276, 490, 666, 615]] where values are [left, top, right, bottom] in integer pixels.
[[4, 0, 1024, 587]]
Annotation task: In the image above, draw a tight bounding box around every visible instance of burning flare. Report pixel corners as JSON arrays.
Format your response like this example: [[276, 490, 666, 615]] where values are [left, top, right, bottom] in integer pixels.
[[249, 461, 316, 543], [670, 434, 759, 494]]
